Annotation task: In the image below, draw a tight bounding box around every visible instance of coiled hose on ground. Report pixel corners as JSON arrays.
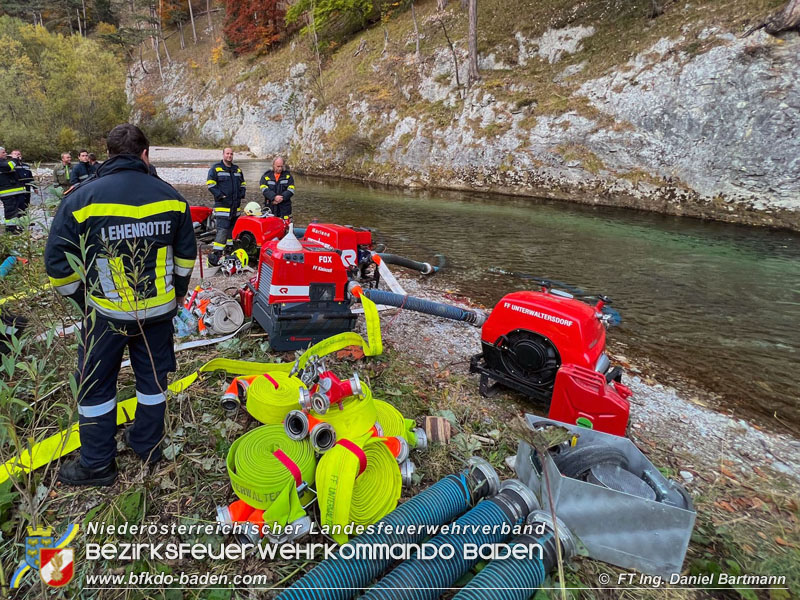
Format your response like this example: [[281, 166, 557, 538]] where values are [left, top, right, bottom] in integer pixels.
[[451, 511, 577, 600], [362, 480, 539, 600], [276, 458, 500, 600], [357, 288, 486, 326], [376, 253, 446, 275]]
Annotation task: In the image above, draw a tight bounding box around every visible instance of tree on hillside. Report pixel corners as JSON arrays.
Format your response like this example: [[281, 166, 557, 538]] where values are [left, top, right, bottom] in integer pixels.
[[223, 0, 285, 55], [744, 0, 800, 36], [467, 0, 478, 85]]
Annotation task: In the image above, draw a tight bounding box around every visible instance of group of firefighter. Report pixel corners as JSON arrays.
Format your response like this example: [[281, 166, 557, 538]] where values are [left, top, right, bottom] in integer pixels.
[[0, 147, 35, 233], [206, 147, 295, 267]]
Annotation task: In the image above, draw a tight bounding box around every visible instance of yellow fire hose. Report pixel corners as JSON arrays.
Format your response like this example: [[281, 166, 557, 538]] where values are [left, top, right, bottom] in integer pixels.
[[0, 294, 383, 484], [316, 436, 401, 544], [226, 425, 316, 526], [375, 399, 419, 447], [245, 372, 307, 425], [314, 383, 379, 441]]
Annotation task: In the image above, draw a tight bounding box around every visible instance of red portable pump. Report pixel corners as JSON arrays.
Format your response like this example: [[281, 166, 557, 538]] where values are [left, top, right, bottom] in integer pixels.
[[470, 287, 631, 434], [232, 214, 289, 257]]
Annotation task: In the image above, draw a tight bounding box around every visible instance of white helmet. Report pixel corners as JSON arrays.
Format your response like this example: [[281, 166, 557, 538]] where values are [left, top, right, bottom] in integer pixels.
[[244, 202, 262, 216]]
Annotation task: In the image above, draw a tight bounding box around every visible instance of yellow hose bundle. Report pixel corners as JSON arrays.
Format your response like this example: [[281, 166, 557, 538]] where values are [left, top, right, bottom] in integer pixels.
[[314, 383, 378, 441], [316, 436, 401, 544], [245, 372, 307, 425], [374, 399, 418, 447], [226, 425, 316, 526]]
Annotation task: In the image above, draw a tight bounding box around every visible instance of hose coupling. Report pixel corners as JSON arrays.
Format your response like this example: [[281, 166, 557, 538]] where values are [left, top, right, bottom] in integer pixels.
[[266, 515, 312, 544], [309, 422, 337, 453], [495, 479, 540, 522], [284, 410, 310, 440], [525, 510, 578, 560], [412, 427, 428, 450], [467, 456, 500, 498], [400, 459, 416, 486]]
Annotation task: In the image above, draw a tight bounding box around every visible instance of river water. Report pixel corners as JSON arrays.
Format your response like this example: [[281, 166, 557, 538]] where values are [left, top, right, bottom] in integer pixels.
[[170, 159, 800, 430]]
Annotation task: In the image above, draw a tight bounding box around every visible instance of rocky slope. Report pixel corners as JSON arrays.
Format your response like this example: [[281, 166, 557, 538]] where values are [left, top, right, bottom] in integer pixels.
[[129, 2, 800, 230]]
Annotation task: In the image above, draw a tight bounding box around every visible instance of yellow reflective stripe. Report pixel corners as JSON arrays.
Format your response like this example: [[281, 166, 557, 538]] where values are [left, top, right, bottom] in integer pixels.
[[109, 257, 136, 304], [206, 180, 216, 185], [215, 167, 224, 172], [241, 181, 247, 186], [288, 185, 295, 190], [90, 289, 175, 313], [174, 256, 194, 269], [73, 200, 186, 223], [7, 161, 14, 170], [48, 272, 81, 287], [0, 187, 25, 195], [155, 247, 167, 296], [260, 184, 268, 190], [264, 176, 271, 180]]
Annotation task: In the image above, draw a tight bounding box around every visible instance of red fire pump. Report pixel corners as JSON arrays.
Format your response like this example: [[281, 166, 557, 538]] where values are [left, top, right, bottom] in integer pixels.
[[250, 224, 376, 351], [470, 288, 632, 436]]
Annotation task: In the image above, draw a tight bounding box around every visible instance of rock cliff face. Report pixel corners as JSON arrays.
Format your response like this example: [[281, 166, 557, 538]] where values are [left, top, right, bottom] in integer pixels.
[[129, 24, 800, 230]]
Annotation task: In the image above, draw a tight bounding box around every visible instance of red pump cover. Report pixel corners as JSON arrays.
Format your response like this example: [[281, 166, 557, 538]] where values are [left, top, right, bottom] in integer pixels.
[[233, 215, 288, 245], [303, 224, 371, 268], [483, 291, 607, 372], [257, 241, 349, 304], [547, 364, 631, 436], [190, 205, 212, 224]]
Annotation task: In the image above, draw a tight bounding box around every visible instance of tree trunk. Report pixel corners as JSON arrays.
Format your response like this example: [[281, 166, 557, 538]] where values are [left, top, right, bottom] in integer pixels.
[[188, 0, 198, 44], [437, 0, 448, 9], [206, 0, 213, 31], [412, 2, 421, 63], [467, 0, 479, 86], [743, 0, 800, 35], [178, 20, 185, 49], [76, 8, 83, 35], [437, 17, 461, 92]]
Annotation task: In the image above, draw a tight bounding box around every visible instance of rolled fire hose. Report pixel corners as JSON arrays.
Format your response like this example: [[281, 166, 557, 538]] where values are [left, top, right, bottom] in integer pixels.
[[278, 458, 500, 600], [314, 383, 379, 442], [197, 289, 244, 335], [317, 437, 402, 544], [452, 511, 577, 600], [244, 372, 307, 424], [226, 425, 316, 526], [0, 292, 382, 484], [351, 283, 486, 327], [374, 399, 422, 448], [363, 480, 540, 600]]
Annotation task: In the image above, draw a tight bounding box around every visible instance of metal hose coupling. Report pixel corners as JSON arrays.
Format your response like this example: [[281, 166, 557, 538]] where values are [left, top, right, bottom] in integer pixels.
[[467, 456, 501, 499], [400, 459, 416, 486], [298, 387, 328, 414], [412, 427, 428, 450], [310, 422, 337, 453], [525, 509, 578, 562], [492, 479, 540, 522], [284, 410, 310, 440]]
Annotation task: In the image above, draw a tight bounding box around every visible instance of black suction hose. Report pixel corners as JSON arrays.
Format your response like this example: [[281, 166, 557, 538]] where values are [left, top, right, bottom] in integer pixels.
[[376, 253, 446, 275], [355, 286, 486, 326]]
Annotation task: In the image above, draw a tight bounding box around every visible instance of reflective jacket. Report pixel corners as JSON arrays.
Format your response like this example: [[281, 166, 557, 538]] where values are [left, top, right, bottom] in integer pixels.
[[260, 169, 295, 204], [45, 155, 197, 324], [0, 159, 23, 199], [206, 161, 246, 208], [11, 158, 34, 191], [70, 161, 93, 186]]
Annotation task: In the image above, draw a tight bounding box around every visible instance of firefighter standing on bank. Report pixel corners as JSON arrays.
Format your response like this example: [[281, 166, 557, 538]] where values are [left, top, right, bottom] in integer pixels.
[[45, 124, 197, 486], [206, 147, 246, 266], [260, 155, 295, 221], [0, 147, 25, 233]]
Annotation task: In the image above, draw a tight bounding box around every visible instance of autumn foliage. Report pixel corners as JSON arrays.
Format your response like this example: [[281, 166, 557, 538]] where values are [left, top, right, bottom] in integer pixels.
[[223, 0, 286, 55]]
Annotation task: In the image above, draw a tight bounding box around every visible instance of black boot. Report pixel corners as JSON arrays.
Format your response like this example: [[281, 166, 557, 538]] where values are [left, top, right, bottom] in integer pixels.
[[57, 458, 118, 487], [207, 250, 222, 267]]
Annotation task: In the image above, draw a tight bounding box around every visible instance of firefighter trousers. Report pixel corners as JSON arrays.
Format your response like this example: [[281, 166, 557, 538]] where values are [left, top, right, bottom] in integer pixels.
[[76, 316, 176, 468]]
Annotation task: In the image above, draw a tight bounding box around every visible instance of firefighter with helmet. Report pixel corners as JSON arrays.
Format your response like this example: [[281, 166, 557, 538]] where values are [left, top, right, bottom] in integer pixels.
[[45, 124, 197, 486], [206, 147, 246, 266]]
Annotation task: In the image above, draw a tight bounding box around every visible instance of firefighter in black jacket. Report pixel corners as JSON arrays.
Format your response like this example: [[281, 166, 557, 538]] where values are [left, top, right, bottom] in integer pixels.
[[206, 147, 246, 266], [45, 124, 197, 486], [260, 156, 295, 220], [10, 150, 34, 214], [69, 149, 93, 186], [0, 147, 24, 233]]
